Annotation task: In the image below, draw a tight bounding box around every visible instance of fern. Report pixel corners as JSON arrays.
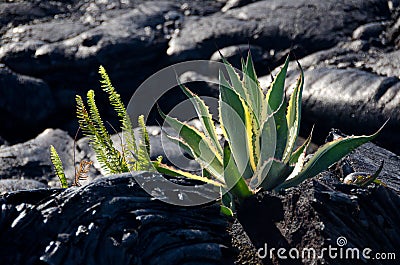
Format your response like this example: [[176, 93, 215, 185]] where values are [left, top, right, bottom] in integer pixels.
[[99, 66, 137, 154], [134, 115, 153, 171], [50, 65, 220, 192], [87, 90, 126, 172], [86, 90, 112, 147], [76, 91, 129, 174], [138, 115, 151, 157], [74, 66, 158, 175], [76, 94, 114, 174], [49, 145, 68, 188], [51, 66, 166, 183]]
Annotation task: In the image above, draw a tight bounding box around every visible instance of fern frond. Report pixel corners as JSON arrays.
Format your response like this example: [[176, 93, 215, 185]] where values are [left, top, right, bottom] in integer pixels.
[[49, 145, 68, 188], [76, 94, 113, 174], [86, 90, 112, 147], [99, 66, 137, 154], [135, 115, 153, 171], [86, 90, 122, 171], [76, 93, 127, 174], [72, 67, 155, 175], [138, 115, 151, 157]]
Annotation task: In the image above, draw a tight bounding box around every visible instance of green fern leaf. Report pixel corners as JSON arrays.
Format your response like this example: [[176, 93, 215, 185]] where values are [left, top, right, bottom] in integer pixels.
[[86, 90, 113, 148], [49, 145, 68, 188], [134, 115, 154, 171], [76, 94, 113, 173], [138, 115, 151, 157], [76, 92, 127, 174], [98, 66, 137, 154]]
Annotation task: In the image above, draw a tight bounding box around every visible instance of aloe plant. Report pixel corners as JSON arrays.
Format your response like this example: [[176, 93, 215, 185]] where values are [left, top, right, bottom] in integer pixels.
[[159, 52, 386, 209]]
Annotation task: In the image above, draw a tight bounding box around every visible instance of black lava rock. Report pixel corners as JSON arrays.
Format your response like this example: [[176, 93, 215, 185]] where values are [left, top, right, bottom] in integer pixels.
[[0, 172, 234, 265]]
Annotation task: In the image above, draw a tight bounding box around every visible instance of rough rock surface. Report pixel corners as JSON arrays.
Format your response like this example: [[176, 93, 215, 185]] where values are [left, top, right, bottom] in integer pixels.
[[0, 0, 225, 142], [344, 141, 400, 193], [0, 65, 55, 140], [0, 3, 172, 77], [0, 173, 234, 265], [0, 179, 48, 195], [1, 1, 400, 264], [168, 0, 390, 62], [238, 177, 400, 265], [0, 0, 397, 147]]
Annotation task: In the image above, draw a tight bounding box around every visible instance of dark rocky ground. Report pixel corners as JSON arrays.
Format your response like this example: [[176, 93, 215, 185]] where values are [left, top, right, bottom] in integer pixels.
[[1, 0, 400, 264], [0, 0, 399, 151], [0, 173, 235, 265], [1, 133, 399, 265]]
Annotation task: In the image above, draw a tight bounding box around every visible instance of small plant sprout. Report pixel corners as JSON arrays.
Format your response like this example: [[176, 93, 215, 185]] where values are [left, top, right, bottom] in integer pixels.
[[159, 52, 386, 210], [343, 161, 385, 187]]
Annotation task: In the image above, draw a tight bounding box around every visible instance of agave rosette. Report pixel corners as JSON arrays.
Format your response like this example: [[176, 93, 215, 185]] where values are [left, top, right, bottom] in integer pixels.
[[157, 52, 386, 208]]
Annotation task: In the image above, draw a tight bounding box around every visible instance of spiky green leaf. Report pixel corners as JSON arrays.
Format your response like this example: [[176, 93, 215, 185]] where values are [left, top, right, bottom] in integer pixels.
[[258, 116, 277, 169], [159, 108, 224, 181], [278, 123, 387, 190], [179, 83, 223, 156], [289, 126, 314, 165], [223, 142, 253, 199], [284, 137, 310, 183], [221, 56, 247, 101], [252, 158, 293, 191], [163, 133, 195, 158], [242, 52, 268, 167], [154, 163, 223, 186], [265, 56, 290, 160], [163, 133, 223, 180], [283, 62, 304, 163], [243, 51, 265, 126], [219, 72, 254, 178]]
